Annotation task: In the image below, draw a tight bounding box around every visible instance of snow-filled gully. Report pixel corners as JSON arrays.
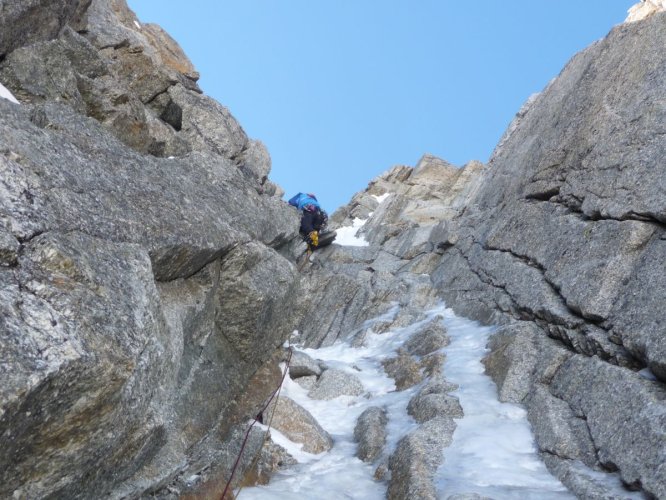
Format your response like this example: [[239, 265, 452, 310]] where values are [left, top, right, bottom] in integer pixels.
[[239, 305, 578, 499]]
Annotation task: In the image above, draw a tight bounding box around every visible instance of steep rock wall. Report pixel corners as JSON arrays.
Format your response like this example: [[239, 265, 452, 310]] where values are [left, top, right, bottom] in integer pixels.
[[0, 0, 302, 498], [427, 13, 666, 498]]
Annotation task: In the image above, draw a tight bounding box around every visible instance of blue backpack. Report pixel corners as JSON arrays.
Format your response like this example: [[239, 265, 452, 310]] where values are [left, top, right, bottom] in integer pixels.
[[288, 192, 320, 211]]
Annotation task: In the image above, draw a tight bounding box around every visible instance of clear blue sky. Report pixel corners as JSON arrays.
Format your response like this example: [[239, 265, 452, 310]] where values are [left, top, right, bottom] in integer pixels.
[[128, 1, 634, 213]]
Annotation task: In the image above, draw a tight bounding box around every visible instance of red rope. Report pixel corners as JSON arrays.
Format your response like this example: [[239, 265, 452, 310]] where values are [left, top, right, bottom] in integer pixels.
[[220, 346, 293, 499]]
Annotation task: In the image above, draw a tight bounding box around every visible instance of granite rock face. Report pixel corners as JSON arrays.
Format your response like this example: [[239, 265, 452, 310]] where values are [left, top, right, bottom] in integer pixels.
[[425, 13, 666, 499], [0, 0, 303, 498]]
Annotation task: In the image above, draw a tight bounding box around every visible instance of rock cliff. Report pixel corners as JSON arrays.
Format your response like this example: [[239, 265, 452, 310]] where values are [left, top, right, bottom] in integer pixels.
[[431, 13, 666, 498], [0, 1, 300, 498], [1, 1, 664, 499]]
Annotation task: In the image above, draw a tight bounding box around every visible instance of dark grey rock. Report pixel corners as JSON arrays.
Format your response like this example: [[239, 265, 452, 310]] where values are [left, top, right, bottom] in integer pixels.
[[526, 385, 597, 467], [0, 9, 302, 494], [404, 317, 449, 356], [308, 368, 364, 400], [353, 406, 388, 463], [0, 37, 86, 111], [168, 83, 248, 159], [289, 266, 370, 348], [609, 234, 666, 380], [483, 324, 541, 403], [0, 231, 168, 499], [543, 454, 645, 500], [238, 139, 271, 183], [289, 350, 322, 378], [0, 224, 20, 266], [0, 0, 89, 57]]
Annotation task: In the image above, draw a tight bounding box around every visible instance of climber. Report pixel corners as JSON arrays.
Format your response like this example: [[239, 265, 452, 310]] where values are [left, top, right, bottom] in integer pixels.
[[288, 192, 336, 251]]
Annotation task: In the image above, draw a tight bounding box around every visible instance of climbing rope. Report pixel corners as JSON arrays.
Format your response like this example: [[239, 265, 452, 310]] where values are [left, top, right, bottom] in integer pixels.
[[221, 343, 293, 499]]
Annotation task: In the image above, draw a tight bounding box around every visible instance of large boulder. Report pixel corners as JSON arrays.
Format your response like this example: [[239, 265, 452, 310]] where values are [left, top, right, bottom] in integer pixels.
[[353, 406, 388, 463], [407, 392, 463, 423], [382, 349, 424, 390], [264, 396, 333, 454], [288, 350, 323, 378], [308, 368, 365, 400]]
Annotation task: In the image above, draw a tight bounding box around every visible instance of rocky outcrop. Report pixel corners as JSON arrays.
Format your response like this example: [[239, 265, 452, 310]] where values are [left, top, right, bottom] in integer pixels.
[[0, 0, 278, 198], [353, 406, 388, 463], [626, 0, 666, 22], [427, 12, 666, 499], [387, 416, 457, 500], [0, 95, 299, 499], [264, 396, 333, 454], [308, 368, 365, 400], [0, 0, 304, 498]]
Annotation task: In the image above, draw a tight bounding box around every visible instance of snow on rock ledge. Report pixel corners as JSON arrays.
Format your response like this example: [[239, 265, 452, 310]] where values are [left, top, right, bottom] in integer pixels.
[[626, 0, 666, 22], [0, 81, 19, 104]]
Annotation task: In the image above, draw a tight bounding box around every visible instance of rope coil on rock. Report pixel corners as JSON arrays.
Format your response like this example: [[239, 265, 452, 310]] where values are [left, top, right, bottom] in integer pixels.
[[221, 343, 293, 499]]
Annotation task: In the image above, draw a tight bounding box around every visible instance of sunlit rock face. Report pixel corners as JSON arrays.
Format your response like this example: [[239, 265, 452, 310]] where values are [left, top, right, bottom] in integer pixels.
[[626, 0, 666, 22], [427, 12, 666, 499]]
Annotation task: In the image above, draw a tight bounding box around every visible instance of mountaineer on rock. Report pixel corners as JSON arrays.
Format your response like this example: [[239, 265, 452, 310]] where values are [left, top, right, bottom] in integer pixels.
[[288, 192, 337, 251]]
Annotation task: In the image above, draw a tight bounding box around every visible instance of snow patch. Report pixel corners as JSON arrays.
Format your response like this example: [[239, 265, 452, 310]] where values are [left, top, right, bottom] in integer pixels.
[[639, 367, 658, 381], [134, 20, 142, 30], [626, 0, 666, 22], [241, 305, 577, 499], [371, 193, 390, 204], [435, 312, 573, 499], [0, 82, 19, 104], [335, 218, 369, 247]]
